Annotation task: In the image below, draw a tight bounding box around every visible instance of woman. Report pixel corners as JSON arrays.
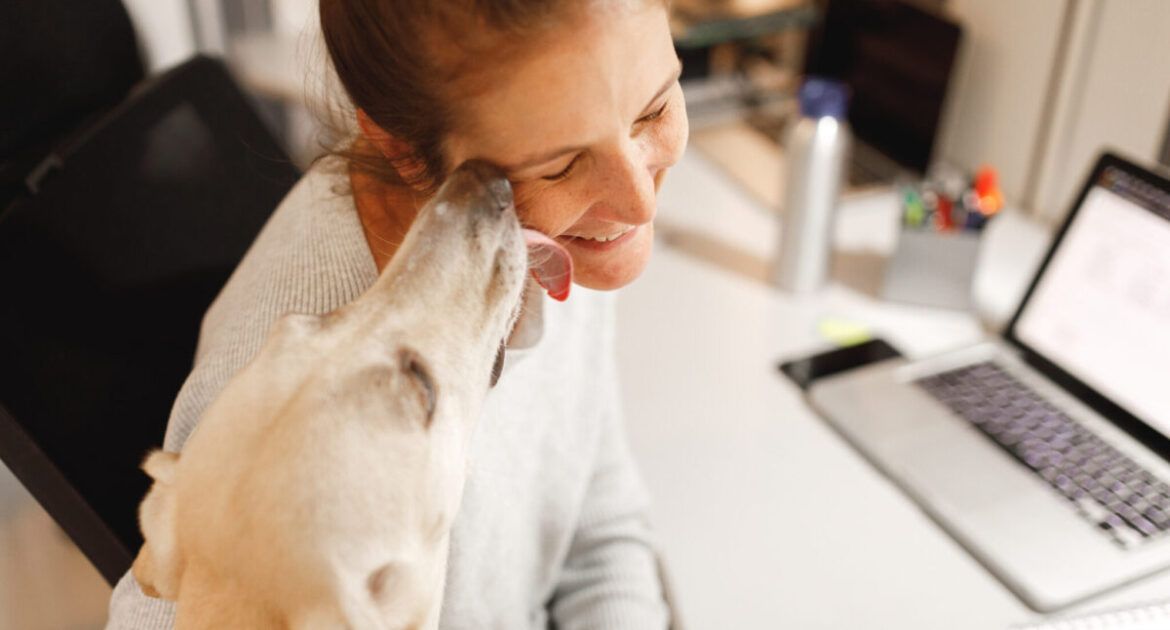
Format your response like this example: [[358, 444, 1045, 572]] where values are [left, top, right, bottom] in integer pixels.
[[106, 0, 687, 627]]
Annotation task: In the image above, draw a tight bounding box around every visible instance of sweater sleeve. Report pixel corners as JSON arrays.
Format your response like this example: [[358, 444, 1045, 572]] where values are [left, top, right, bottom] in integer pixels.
[[547, 295, 671, 630]]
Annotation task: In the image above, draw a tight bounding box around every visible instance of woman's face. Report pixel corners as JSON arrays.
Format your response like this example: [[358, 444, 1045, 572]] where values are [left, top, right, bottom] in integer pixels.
[[443, 2, 688, 291]]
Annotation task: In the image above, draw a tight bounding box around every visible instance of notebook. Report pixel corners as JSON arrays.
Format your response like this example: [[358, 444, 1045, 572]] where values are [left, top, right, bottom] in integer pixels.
[[1013, 599, 1170, 629]]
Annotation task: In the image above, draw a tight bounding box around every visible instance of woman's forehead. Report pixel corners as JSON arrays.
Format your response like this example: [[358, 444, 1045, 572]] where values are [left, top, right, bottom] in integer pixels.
[[445, 3, 675, 166]]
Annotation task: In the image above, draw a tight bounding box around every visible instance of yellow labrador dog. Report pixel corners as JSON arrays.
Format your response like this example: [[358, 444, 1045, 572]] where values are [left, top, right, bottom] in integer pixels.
[[131, 160, 571, 629]]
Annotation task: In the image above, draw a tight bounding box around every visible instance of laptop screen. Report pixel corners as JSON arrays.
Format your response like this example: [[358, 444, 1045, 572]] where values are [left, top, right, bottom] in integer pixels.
[[1014, 165, 1170, 435]]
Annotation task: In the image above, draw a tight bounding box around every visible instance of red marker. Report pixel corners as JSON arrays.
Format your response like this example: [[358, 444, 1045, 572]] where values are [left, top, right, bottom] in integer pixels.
[[936, 195, 955, 231], [974, 166, 1004, 215]]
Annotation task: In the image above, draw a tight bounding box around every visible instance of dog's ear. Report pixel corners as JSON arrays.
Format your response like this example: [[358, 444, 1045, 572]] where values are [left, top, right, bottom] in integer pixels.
[[399, 348, 437, 426], [367, 563, 396, 602], [132, 450, 184, 600]]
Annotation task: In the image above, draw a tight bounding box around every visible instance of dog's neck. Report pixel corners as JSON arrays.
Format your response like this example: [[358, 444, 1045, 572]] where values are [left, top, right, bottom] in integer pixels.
[[506, 279, 545, 350]]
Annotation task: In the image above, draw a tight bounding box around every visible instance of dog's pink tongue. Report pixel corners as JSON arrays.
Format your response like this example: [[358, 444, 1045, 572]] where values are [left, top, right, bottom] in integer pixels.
[[523, 229, 572, 302]]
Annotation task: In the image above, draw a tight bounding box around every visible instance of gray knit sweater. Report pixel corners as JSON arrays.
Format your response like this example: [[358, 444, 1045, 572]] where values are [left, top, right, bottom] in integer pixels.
[[104, 162, 670, 629]]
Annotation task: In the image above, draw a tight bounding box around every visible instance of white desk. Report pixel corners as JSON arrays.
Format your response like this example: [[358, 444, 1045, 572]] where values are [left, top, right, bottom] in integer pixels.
[[618, 149, 1170, 629]]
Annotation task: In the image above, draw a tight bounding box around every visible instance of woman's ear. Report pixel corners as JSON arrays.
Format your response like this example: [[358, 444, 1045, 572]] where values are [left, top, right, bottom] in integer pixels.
[[356, 109, 432, 191]]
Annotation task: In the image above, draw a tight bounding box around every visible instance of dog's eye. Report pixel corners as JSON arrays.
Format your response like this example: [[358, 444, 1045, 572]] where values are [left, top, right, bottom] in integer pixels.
[[490, 340, 506, 388], [399, 349, 436, 425]]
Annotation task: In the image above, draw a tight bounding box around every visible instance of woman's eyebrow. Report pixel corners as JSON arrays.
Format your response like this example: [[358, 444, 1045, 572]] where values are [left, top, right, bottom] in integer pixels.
[[503, 59, 684, 176]]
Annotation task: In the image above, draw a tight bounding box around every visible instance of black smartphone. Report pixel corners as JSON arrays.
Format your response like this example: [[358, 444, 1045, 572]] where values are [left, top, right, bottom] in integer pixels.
[[778, 338, 903, 391]]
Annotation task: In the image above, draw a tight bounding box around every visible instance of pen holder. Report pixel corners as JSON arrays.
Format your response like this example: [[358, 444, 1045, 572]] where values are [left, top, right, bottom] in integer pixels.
[[881, 227, 983, 311]]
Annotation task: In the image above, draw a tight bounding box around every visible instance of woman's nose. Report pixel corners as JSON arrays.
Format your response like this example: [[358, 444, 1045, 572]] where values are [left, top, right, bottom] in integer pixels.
[[603, 141, 658, 225]]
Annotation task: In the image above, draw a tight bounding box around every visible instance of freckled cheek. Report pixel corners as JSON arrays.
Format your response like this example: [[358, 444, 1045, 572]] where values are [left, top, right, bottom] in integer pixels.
[[660, 110, 690, 167], [643, 115, 689, 180], [645, 129, 686, 194], [512, 186, 590, 237]]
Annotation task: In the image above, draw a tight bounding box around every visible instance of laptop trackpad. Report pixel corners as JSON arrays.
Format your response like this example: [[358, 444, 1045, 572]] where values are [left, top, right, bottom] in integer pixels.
[[884, 420, 1031, 512]]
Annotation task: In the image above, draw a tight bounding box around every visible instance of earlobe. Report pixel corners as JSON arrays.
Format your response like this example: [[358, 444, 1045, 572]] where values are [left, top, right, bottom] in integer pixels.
[[355, 109, 432, 191]]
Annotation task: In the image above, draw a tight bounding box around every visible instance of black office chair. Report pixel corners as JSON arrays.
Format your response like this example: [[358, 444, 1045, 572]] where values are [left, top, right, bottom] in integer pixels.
[[1, 0, 146, 206], [0, 55, 301, 586]]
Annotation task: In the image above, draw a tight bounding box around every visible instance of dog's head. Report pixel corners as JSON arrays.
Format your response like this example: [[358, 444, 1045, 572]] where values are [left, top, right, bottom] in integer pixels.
[[136, 161, 569, 629]]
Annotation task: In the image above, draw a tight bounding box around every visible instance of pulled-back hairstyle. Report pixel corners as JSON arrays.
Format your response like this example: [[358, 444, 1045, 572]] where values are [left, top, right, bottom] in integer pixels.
[[317, 0, 665, 194]]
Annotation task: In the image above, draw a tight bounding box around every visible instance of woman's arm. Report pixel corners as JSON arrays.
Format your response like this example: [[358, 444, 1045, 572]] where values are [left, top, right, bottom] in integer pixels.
[[547, 406, 672, 629], [548, 296, 672, 630]]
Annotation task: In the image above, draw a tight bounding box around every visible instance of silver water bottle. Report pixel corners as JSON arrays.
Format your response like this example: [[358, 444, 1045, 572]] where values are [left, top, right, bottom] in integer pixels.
[[772, 77, 850, 293]]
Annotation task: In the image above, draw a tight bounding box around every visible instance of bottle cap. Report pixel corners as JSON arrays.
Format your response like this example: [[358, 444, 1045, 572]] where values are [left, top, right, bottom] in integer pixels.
[[799, 77, 849, 120]]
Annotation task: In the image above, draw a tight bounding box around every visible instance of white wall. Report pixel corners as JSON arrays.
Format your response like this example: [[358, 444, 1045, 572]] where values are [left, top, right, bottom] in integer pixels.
[[935, 0, 1068, 215], [271, 0, 318, 35], [937, 0, 1170, 223], [121, 0, 198, 72], [1029, 0, 1170, 222]]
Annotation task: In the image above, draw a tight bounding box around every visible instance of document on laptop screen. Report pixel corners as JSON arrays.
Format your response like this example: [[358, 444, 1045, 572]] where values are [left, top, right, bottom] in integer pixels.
[[1016, 173, 1170, 435]]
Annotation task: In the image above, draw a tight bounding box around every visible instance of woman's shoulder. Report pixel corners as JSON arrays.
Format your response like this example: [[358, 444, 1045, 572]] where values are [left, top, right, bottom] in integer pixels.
[[194, 158, 379, 359], [264, 156, 366, 252]]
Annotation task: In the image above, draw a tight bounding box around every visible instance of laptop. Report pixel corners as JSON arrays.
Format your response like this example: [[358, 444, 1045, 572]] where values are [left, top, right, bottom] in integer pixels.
[[808, 151, 1170, 611]]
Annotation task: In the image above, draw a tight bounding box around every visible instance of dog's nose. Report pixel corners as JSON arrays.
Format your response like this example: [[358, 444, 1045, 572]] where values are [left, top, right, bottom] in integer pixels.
[[456, 159, 513, 212], [485, 176, 512, 213]]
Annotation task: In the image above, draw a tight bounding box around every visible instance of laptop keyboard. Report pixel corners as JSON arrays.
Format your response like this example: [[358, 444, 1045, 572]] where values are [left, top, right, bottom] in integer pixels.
[[917, 361, 1170, 549]]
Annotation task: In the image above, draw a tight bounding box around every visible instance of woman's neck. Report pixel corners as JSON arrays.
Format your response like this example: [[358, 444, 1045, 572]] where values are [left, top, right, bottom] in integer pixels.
[[350, 163, 425, 274], [347, 157, 542, 348]]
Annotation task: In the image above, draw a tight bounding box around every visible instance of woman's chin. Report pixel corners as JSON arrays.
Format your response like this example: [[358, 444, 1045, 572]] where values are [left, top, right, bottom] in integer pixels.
[[566, 222, 654, 291]]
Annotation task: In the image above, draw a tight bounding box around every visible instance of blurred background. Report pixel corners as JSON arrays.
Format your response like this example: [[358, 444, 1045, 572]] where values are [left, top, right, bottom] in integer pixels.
[[1, 0, 1168, 628], [102, 0, 1170, 221]]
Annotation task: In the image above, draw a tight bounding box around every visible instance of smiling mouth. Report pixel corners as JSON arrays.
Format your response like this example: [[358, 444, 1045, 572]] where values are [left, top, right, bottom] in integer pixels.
[[560, 225, 637, 243]]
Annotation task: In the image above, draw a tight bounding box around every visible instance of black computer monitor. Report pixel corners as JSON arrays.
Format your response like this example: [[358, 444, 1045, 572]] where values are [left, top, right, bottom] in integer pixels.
[[803, 0, 963, 173]]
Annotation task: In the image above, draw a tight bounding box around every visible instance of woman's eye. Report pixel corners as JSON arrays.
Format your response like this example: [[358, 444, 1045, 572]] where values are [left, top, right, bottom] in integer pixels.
[[541, 155, 581, 182], [638, 102, 669, 123], [536, 102, 668, 184]]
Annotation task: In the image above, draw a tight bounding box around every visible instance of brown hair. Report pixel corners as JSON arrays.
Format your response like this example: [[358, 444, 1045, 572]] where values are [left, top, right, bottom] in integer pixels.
[[317, 0, 664, 195]]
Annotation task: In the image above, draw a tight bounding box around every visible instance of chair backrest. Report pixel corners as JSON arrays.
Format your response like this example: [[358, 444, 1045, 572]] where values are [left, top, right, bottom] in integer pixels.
[[0, 55, 301, 586], [0, 0, 145, 204]]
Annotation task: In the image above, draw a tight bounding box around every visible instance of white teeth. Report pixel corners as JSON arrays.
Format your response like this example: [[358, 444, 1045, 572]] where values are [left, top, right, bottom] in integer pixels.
[[572, 226, 635, 242]]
